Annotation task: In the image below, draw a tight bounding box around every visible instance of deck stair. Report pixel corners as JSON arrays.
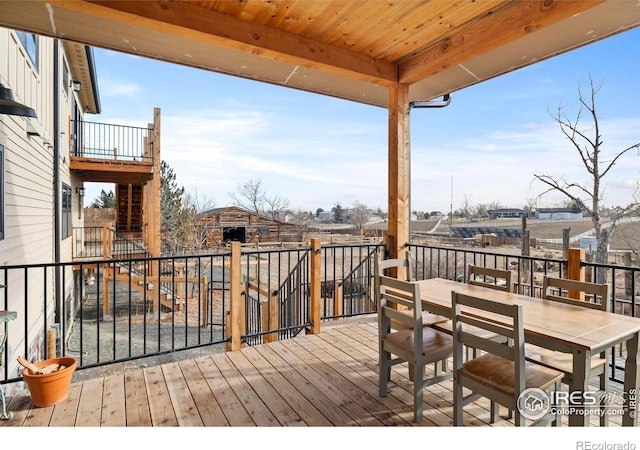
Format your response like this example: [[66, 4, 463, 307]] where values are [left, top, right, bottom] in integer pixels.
[[103, 229, 182, 314]]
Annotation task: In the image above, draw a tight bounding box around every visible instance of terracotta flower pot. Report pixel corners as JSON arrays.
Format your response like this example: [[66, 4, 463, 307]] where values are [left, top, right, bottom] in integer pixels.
[[21, 357, 77, 407]]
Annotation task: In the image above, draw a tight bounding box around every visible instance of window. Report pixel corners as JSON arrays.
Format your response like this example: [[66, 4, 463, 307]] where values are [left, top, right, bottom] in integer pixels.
[[63, 59, 70, 98], [62, 184, 72, 239], [16, 31, 39, 71], [0, 145, 4, 240]]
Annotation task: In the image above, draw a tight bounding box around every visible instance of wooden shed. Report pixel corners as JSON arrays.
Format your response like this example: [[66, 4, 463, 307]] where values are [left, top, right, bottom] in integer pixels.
[[195, 206, 298, 246]]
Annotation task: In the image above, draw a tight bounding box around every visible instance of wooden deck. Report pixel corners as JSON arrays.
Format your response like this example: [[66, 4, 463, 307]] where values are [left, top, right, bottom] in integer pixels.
[[0, 316, 624, 427]]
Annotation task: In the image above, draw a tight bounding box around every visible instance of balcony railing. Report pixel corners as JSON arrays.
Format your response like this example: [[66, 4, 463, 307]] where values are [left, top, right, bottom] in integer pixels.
[[2, 240, 637, 393], [71, 120, 154, 164]]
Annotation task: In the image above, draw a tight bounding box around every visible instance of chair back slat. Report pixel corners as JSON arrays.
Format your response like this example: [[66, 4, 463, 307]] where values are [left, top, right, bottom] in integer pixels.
[[467, 264, 514, 292], [452, 291, 525, 388], [542, 276, 609, 311]]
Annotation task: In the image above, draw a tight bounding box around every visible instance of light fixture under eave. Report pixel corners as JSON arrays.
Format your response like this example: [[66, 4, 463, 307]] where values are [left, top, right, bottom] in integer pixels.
[[0, 82, 37, 118], [71, 80, 81, 93]]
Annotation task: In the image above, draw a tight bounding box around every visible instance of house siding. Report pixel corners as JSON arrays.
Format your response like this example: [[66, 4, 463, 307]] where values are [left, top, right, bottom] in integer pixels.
[[1, 28, 85, 386]]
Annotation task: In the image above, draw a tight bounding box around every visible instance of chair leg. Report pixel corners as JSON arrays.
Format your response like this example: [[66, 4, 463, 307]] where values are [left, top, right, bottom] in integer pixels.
[[553, 381, 561, 427], [409, 363, 415, 382], [599, 366, 609, 427], [490, 401, 499, 423], [453, 377, 464, 426], [514, 410, 524, 426], [379, 350, 391, 397], [413, 363, 423, 423]]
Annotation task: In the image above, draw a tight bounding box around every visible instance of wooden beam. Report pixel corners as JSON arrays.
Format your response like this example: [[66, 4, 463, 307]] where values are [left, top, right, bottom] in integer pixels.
[[145, 107, 162, 257], [309, 238, 321, 334], [228, 241, 243, 352], [83, 0, 397, 86], [399, 0, 605, 84], [387, 83, 410, 261]]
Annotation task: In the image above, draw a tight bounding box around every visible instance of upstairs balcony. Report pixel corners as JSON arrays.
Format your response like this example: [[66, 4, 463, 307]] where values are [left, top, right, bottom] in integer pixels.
[[69, 117, 158, 185]]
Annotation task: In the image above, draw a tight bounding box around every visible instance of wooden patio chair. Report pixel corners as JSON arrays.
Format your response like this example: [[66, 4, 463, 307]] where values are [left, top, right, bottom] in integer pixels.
[[452, 291, 564, 426], [525, 275, 610, 425], [377, 274, 453, 423], [374, 252, 448, 328], [467, 264, 514, 292], [432, 264, 514, 358]]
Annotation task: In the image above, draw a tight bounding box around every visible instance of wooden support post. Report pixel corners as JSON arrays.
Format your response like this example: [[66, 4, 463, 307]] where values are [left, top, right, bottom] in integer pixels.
[[333, 281, 343, 321], [368, 277, 376, 311], [566, 247, 585, 300], [387, 83, 410, 266], [227, 241, 244, 351], [262, 292, 279, 343], [309, 238, 321, 334], [102, 223, 110, 259]]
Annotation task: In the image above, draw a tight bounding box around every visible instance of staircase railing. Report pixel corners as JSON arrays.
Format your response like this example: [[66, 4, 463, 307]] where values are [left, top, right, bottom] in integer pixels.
[[106, 228, 180, 310]]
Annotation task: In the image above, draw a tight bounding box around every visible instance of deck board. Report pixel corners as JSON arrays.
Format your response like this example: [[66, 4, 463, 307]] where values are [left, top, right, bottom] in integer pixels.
[[211, 352, 279, 426], [145, 364, 179, 426], [193, 356, 246, 426], [161, 361, 202, 426], [124, 370, 152, 426], [0, 316, 628, 427], [178, 358, 226, 426], [75, 377, 104, 426], [101, 374, 126, 426], [241, 346, 334, 426]]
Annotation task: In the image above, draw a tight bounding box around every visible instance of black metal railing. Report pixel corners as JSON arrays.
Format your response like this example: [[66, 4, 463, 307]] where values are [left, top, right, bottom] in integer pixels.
[[2, 240, 637, 390], [241, 246, 312, 345], [71, 120, 153, 163], [320, 243, 384, 319], [72, 226, 104, 259]]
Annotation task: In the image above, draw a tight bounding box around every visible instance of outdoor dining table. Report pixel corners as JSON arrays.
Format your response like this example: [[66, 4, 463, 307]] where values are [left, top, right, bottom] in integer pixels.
[[415, 278, 640, 427]]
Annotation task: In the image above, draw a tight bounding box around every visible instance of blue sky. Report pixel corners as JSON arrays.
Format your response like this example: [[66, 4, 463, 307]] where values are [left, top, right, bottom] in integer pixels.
[[85, 27, 640, 215]]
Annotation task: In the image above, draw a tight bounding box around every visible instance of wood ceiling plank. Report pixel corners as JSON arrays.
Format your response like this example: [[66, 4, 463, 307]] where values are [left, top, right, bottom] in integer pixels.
[[266, 0, 331, 33], [399, 0, 606, 84], [87, 0, 398, 85], [372, 1, 506, 62], [322, 0, 400, 51]]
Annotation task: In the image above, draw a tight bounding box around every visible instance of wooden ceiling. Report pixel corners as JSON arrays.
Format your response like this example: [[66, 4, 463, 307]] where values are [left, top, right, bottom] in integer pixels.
[[1, 1, 639, 107]]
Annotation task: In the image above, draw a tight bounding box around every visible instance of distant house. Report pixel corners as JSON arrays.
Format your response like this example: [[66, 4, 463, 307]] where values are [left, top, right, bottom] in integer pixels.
[[195, 206, 299, 246], [317, 211, 332, 221], [536, 207, 583, 220], [488, 208, 527, 219]]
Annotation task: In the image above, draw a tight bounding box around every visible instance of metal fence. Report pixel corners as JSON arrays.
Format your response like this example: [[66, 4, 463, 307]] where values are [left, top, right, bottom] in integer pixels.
[[2, 240, 637, 388], [71, 120, 153, 163]]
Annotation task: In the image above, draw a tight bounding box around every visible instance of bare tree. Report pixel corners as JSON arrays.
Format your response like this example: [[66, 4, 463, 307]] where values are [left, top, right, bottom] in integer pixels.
[[462, 194, 472, 219], [533, 76, 640, 279], [176, 191, 216, 253], [164, 190, 216, 254], [229, 177, 290, 220], [263, 194, 290, 221], [351, 201, 370, 234], [288, 209, 314, 241], [229, 178, 264, 214]]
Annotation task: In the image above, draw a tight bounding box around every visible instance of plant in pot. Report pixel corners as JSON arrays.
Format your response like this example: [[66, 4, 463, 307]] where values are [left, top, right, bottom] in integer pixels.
[[17, 356, 77, 407]]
